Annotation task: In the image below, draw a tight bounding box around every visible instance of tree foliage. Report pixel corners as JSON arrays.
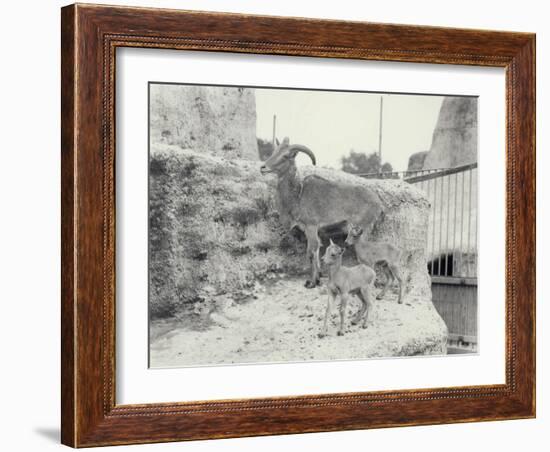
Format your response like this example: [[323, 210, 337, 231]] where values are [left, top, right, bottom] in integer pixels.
[[341, 150, 394, 175]]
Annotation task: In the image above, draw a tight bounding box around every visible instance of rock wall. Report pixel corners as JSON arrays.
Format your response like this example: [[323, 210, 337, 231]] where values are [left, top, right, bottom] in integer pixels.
[[407, 150, 428, 172], [149, 145, 305, 318], [150, 84, 258, 160], [421, 97, 478, 170]]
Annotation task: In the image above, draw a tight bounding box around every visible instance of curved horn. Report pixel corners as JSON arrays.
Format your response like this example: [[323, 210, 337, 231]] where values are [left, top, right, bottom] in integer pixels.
[[288, 145, 316, 166]]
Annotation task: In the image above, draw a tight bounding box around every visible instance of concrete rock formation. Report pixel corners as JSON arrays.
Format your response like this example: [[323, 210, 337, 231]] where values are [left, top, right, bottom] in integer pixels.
[[407, 97, 477, 172], [148, 145, 305, 318], [407, 150, 428, 172], [150, 84, 258, 160]]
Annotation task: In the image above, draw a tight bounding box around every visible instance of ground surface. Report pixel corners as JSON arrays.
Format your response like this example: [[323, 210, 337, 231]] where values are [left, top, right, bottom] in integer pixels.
[[150, 276, 447, 368]]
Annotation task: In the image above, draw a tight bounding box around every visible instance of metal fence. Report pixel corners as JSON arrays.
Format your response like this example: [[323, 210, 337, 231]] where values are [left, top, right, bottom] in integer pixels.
[[407, 163, 478, 279]]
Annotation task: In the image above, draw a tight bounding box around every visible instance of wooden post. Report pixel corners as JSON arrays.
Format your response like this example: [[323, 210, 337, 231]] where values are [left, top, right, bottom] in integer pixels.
[[272, 114, 277, 147]]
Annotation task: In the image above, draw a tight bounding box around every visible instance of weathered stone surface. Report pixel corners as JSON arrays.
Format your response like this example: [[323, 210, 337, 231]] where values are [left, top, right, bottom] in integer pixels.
[[149, 144, 304, 318], [422, 97, 477, 170], [150, 84, 258, 160], [407, 150, 428, 171]]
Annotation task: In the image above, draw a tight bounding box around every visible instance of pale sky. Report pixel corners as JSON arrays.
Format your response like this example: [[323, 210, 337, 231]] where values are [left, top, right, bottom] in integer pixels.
[[255, 88, 444, 172]]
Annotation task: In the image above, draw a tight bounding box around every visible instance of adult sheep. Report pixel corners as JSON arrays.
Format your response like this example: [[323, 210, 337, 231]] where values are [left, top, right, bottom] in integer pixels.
[[260, 137, 384, 288]]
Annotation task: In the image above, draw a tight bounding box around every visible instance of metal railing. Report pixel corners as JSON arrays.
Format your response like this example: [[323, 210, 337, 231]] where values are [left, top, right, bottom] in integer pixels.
[[358, 167, 459, 180]]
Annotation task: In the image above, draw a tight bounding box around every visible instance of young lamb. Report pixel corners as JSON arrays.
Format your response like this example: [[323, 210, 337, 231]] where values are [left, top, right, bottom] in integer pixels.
[[344, 223, 406, 304], [319, 240, 376, 338]]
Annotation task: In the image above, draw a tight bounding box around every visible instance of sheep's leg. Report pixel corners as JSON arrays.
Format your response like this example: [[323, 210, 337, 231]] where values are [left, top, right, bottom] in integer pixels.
[[360, 286, 374, 329], [313, 247, 321, 284], [388, 263, 405, 304], [319, 290, 336, 338], [337, 293, 349, 336], [352, 291, 367, 325], [376, 262, 394, 300], [304, 225, 321, 288]]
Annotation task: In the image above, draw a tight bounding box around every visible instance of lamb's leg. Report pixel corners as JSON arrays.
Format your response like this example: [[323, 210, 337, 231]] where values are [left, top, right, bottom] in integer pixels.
[[337, 294, 349, 336], [319, 291, 336, 338], [352, 291, 368, 325], [389, 263, 405, 304], [304, 225, 321, 288], [376, 262, 394, 300], [360, 286, 374, 329]]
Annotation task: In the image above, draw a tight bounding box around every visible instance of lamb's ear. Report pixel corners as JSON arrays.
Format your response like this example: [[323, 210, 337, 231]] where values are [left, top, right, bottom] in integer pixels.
[[282, 137, 290, 146], [275, 138, 280, 146], [329, 239, 335, 246]]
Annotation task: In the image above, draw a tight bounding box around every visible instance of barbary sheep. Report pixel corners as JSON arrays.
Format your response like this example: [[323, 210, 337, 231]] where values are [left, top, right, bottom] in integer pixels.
[[260, 137, 384, 288], [344, 223, 407, 304]]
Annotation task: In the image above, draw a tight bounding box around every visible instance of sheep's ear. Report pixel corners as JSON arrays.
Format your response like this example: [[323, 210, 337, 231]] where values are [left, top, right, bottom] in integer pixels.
[[329, 239, 335, 246], [275, 138, 280, 146], [282, 137, 290, 146]]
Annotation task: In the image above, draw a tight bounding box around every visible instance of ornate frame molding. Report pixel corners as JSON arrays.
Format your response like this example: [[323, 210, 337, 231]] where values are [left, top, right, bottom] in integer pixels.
[[61, 4, 535, 447]]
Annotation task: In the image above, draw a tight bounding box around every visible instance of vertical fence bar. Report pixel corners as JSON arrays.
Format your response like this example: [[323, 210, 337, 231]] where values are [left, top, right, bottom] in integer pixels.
[[459, 171, 465, 277], [474, 168, 478, 275], [453, 172, 458, 277], [431, 178, 437, 275], [467, 168, 473, 277], [426, 178, 431, 263], [438, 175, 444, 276], [444, 175, 451, 276], [422, 180, 432, 255]]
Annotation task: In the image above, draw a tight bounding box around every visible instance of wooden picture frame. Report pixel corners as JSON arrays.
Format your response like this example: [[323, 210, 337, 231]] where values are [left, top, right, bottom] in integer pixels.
[[61, 3, 536, 447]]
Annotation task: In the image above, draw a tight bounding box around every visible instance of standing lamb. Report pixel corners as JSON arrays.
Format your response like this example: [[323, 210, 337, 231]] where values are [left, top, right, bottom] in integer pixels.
[[320, 239, 376, 338], [260, 137, 384, 288], [344, 223, 406, 304]]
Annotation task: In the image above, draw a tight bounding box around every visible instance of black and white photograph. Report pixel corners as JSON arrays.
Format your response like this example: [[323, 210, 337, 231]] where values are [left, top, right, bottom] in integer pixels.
[[148, 83, 478, 368]]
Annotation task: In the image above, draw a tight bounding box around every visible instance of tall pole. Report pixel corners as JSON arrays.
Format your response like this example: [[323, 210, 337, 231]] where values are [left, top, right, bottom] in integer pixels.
[[378, 96, 384, 171], [272, 114, 277, 147]]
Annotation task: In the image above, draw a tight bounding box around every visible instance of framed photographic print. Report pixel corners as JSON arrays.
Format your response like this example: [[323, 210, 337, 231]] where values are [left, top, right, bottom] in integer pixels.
[[61, 3, 536, 447]]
